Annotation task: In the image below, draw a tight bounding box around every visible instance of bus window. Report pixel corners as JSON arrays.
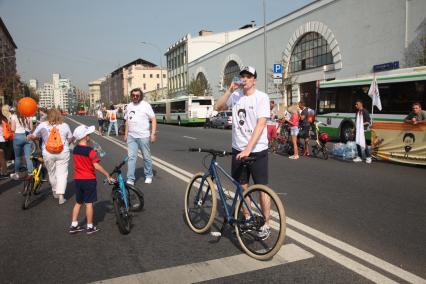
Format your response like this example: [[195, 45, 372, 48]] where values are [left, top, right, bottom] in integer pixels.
[[191, 99, 212, 106]]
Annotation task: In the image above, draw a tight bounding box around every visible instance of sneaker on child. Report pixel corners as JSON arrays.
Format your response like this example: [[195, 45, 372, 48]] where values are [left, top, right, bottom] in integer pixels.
[[365, 157, 372, 164], [86, 226, 100, 235], [145, 177, 152, 184], [69, 225, 85, 234]]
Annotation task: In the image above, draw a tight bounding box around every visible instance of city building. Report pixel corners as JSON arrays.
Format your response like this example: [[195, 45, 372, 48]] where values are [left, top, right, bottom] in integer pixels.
[[187, 0, 426, 108], [28, 79, 38, 91], [166, 25, 257, 97], [0, 17, 18, 104], [98, 58, 167, 105], [39, 83, 54, 109], [89, 78, 103, 111]]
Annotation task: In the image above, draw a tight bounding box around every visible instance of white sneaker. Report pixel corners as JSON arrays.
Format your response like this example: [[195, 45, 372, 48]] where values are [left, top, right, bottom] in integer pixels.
[[353, 157, 362, 162], [145, 177, 152, 184], [126, 180, 134, 186], [366, 157, 372, 164], [10, 173, 20, 180], [58, 195, 66, 205]]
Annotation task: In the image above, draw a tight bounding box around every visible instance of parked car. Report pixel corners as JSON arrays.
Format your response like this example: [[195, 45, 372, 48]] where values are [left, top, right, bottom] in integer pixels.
[[210, 111, 232, 129]]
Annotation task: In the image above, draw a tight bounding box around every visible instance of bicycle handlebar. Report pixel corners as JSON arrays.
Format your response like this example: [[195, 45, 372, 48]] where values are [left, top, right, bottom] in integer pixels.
[[109, 156, 129, 176], [188, 148, 232, 157]]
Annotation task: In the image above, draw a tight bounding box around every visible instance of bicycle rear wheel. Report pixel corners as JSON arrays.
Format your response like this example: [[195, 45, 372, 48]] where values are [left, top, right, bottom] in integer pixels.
[[22, 179, 34, 210], [112, 190, 131, 234], [127, 186, 144, 212], [234, 185, 286, 260], [322, 147, 329, 160], [184, 172, 217, 234]]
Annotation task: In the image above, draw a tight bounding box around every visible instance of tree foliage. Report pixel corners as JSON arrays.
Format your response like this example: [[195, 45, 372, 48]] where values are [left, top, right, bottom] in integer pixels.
[[186, 76, 211, 96], [405, 21, 426, 67]]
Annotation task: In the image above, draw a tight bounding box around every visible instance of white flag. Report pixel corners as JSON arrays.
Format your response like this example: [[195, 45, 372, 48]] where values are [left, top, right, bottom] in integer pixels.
[[368, 78, 382, 111]]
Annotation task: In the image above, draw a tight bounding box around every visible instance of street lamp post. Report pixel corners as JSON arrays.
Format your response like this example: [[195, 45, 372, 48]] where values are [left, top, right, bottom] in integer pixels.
[[141, 41, 164, 97]]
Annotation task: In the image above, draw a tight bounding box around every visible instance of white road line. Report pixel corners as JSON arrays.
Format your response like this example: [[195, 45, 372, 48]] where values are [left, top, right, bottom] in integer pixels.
[[67, 117, 426, 283], [182, 135, 197, 140], [92, 244, 314, 284]]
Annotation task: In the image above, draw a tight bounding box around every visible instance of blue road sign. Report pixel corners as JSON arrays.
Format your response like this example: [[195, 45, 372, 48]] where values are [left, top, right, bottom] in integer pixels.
[[273, 64, 282, 74]]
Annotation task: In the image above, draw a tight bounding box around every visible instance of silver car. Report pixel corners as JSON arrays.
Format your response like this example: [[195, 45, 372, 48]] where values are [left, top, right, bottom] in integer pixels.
[[210, 111, 232, 129]]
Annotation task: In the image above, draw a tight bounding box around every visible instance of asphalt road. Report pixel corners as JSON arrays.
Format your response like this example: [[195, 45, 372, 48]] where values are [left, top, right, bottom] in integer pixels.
[[0, 115, 424, 284]]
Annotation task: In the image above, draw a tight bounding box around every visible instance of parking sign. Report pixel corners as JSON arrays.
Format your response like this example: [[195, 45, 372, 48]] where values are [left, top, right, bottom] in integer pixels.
[[273, 64, 282, 74]]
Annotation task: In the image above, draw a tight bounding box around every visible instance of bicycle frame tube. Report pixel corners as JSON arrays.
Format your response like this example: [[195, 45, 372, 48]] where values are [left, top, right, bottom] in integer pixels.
[[118, 173, 129, 209], [209, 160, 256, 224]]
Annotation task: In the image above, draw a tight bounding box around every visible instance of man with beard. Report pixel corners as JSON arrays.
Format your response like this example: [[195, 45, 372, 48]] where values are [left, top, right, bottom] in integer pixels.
[[124, 88, 157, 185]]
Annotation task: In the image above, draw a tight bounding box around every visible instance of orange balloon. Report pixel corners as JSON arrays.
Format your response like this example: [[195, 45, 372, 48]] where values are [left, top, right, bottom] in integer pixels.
[[17, 97, 38, 117]]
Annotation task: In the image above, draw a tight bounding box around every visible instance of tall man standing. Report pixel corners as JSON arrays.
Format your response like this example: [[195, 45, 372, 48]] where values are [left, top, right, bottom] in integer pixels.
[[353, 99, 371, 164], [214, 66, 271, 239], [125, 88, 157, 185]]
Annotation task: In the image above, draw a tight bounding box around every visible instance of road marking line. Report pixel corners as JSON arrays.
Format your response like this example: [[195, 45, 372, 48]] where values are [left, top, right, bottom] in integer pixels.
[[92, 244, 313, 284], [67, 117, 426, 283], [182, 135, 197, 140]]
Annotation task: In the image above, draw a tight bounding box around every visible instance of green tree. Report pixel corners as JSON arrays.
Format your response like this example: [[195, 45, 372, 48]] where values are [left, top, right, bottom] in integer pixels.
[[186, 76, 211, 96], [405, 21, 426, 67], [0, 74, 21, 104]]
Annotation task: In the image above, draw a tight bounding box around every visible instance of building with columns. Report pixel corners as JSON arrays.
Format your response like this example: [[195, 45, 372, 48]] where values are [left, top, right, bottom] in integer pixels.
[[188, 0, 426, 109], [166, 25, 257, 97]]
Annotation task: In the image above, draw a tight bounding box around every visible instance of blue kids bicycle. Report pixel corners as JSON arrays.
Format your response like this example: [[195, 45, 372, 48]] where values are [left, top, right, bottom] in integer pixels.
[[185, 148, 286, 260], [105, 157, 144, 234]]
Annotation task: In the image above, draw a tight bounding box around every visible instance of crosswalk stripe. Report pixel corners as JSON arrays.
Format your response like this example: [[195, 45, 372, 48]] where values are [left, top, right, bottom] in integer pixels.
[[92, 244, 313, 284]]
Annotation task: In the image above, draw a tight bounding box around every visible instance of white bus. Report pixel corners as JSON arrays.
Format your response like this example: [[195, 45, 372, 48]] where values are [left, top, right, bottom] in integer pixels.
[[317, 66, 426, 142], [151, 95, 214, 125]]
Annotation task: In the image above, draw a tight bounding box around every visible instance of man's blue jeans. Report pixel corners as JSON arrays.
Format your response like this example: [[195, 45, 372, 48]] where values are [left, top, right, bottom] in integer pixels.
[[127, 135, 153, 182], [107, 121, 118, 136]]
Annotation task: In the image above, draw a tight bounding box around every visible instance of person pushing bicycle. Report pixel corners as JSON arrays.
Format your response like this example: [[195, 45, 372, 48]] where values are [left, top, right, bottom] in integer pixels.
[[214, 66, 272, 239]]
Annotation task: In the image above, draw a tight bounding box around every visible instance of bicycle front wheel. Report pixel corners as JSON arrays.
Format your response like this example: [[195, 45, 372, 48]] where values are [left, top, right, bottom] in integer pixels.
[[113, 190, 131, 234], [234, 185, 286, 260], [127, 186, 144, 212], [184, 172, 217, 234]]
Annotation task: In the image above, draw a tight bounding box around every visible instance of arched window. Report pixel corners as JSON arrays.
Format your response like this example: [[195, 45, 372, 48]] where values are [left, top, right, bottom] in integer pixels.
[[290, 32, 333, 73], [223, 60, 240, 89]]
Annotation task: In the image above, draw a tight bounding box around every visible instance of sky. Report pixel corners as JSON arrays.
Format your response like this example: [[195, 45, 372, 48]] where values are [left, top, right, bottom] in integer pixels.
[[1, 0, 312, 91]]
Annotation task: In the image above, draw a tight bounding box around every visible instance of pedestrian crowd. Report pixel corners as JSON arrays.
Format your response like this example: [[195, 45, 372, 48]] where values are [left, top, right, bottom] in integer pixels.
[[0, 87, 156, 234], [0, 66, 424, 235]]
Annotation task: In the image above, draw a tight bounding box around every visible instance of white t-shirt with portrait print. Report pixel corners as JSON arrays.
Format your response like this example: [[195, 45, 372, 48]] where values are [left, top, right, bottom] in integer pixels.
[[226, 89, 270, 152], [124, 101, 155, 139]]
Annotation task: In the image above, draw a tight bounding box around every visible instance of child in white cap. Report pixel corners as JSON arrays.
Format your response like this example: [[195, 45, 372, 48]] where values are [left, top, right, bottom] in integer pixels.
[[69, 125, 113, 234]]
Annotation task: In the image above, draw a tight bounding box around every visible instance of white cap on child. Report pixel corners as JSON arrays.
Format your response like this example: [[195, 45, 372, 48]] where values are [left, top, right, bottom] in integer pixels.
[[73, 125, 96, 140]]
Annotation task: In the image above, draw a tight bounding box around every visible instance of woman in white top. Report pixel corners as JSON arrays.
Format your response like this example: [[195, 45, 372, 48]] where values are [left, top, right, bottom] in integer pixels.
[[107, 105, 118, 136], [10, 107, 34, 180], [28, 109, 73, 204]]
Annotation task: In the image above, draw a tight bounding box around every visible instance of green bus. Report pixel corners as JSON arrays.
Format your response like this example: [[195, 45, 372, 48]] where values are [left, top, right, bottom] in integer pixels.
[[317, 66, 426, 142], [151, 95, 214, 126]]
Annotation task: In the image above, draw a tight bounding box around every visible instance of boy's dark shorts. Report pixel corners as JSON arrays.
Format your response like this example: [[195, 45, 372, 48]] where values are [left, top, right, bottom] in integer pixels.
[[98, 119, 104, 127], [75, 179, 97, 204], [231, 148, 268, 185]]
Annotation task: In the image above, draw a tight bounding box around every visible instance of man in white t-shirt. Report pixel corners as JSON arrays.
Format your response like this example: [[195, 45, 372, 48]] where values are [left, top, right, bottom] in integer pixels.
[[214, 66, 271, 240], [124, 88, 157, 185]]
